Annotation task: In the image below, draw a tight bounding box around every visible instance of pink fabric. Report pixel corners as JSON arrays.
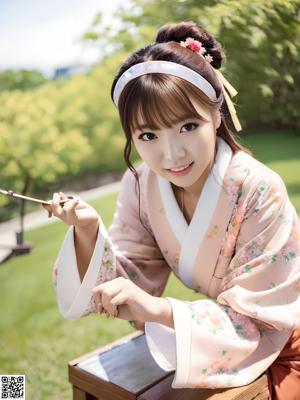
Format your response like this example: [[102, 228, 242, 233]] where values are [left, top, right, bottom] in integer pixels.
[[54, 139, 300, 389]]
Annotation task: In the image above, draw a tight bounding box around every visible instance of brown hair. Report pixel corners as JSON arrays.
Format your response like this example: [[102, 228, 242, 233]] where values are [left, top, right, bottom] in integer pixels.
[[110, 21, 251, 231]]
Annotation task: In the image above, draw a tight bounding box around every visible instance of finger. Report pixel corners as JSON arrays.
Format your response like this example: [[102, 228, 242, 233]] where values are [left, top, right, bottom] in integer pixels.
[[92, 285, 105, 315], [92, 289, 102, 314], [102, 288, 121, 317], [61, 195, 77, 208], [42, 204, 53, 218], [51, 193, 63, 218], [97, 303, 103, 314], [92, 284, 105, 296], [92, 279, 126, 317], [113, 307, 119, 318], [62, 198, 79, 218], [110, 292, 129, 318], [92, 289, 113, 317], [110, 291, 128, 308], [93, 278, 124, 295], [59, 191, 67, 200], [105, 303, 118, 318]]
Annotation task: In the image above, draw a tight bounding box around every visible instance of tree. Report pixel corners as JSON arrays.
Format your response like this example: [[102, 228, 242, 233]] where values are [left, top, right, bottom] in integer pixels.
[[0, 57, 133, 225], [0, 70, 47, 92], [82, 0, 300, 129], [0, 85, 92, 242]]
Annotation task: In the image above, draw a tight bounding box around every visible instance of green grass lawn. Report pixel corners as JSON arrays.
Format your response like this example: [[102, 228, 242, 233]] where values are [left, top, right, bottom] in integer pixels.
[[0, 130, 299, 399], [240, 130, 300, 212]]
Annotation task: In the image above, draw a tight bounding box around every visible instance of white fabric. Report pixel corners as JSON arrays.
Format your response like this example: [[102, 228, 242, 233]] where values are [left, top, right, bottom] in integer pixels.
[[157, 176, 187, 243], [145, 324, 176, 371], [145, 297, 192, 384], [113, 60, 219, 106], [56, 217, 107, 320], [157, 137, 232, 288]]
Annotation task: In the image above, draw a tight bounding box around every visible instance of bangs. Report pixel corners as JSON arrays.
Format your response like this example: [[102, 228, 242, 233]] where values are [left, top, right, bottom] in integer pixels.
[[121, 74, 211, 133]]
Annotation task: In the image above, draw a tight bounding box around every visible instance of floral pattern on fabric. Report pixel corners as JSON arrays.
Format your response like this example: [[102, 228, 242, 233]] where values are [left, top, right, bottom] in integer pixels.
[[55, 147, 300, 390], [223, 305, 261, 341], [221, 176, 293, 290], [188, 302, 227, 335], [220, 201, 248, 260], [82, 238, 117, 316], [187, 301, 259, 341], [206, 225, 220, 240]]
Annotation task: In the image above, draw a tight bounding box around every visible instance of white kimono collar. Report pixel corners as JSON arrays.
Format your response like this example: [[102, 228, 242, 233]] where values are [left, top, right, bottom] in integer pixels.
[[157, 136, 233, 288]]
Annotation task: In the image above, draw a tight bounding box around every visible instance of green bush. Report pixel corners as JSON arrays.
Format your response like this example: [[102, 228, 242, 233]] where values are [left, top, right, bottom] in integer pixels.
[[88, 0, 300, 129]]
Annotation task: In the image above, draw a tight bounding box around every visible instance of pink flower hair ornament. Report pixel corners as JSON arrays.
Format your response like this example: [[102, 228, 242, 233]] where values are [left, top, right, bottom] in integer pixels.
[[180, 36, 241, 131], [113, 37, 242, 132], [180, 37, 214, 64]]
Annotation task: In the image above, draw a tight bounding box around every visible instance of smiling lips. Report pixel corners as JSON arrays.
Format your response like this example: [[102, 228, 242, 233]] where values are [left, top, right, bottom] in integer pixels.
[[167, 162, 194, 176]]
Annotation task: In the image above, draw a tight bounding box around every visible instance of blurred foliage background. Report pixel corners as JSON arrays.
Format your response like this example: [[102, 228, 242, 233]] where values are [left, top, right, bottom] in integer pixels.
[[0, 1, 299, 397], [0, 0, 299, 222]]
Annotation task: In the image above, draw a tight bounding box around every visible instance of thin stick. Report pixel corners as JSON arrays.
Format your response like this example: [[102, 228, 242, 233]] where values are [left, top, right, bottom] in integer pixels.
[[0, 189, 72, 206]]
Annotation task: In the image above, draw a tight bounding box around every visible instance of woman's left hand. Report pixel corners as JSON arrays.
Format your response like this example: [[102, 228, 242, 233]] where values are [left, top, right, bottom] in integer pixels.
[[92, 277, 163, 323]]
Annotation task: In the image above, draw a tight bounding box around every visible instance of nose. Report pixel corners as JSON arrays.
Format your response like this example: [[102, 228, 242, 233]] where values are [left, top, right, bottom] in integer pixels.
[[162, 133, 186, 162]]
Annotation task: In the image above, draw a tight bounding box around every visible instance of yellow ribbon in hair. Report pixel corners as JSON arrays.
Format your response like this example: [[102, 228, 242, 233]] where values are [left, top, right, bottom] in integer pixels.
[[214, 69, 242, 132]]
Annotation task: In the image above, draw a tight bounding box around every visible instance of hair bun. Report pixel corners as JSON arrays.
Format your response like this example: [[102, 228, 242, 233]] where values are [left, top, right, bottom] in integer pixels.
[[155, 21, 224, 69]]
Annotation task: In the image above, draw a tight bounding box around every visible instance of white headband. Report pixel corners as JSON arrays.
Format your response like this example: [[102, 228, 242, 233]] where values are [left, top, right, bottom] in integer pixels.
[[112, 60, 242, 132], [113, 60, 220, 106]]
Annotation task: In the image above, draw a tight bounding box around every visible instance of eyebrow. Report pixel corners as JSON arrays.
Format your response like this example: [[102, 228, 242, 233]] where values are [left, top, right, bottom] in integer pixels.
[[133, 113, 209, 133]]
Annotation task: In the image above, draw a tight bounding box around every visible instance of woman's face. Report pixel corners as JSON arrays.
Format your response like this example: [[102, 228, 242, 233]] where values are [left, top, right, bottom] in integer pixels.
[[132, 98, 221, 193]]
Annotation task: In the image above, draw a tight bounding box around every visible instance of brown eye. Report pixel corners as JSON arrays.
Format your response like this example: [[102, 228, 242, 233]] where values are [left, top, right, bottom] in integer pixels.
[[138, 132, 157, 141], [181, 123, 198, 133]]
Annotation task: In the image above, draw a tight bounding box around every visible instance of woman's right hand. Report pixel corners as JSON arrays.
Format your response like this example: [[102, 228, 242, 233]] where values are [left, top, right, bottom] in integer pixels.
[[43, 192, 100, 230]]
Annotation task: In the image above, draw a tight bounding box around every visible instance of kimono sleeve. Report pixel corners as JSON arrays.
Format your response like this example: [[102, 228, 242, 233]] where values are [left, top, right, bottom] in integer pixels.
[[145, 173, 300, 389], [54, 168, 171, 320]]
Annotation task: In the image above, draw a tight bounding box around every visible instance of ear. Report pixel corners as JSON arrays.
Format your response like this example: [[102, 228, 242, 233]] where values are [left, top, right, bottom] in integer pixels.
[[214, 111, 221, 130]]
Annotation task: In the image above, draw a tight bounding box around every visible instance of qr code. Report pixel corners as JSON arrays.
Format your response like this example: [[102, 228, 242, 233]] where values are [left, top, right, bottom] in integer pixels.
[[0, 375, 25, 399]]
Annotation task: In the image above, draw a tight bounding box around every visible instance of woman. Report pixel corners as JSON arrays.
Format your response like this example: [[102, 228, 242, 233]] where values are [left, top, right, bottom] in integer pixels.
[[46, 21, 300, 399]]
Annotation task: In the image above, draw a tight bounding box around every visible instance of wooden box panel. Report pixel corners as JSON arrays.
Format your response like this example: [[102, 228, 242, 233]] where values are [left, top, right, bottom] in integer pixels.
[[68, 331, 268, 400]]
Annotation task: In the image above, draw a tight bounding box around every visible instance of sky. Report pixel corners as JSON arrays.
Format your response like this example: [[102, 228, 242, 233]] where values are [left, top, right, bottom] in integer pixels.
[[0, 0, 126, 77]]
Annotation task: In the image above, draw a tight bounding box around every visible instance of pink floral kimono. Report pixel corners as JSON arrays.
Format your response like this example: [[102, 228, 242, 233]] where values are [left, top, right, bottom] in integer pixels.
[[54, 137, 300, 396]]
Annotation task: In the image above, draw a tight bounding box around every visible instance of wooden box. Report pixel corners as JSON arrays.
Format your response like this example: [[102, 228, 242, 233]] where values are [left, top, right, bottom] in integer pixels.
[[68, 331, 269, 400]]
